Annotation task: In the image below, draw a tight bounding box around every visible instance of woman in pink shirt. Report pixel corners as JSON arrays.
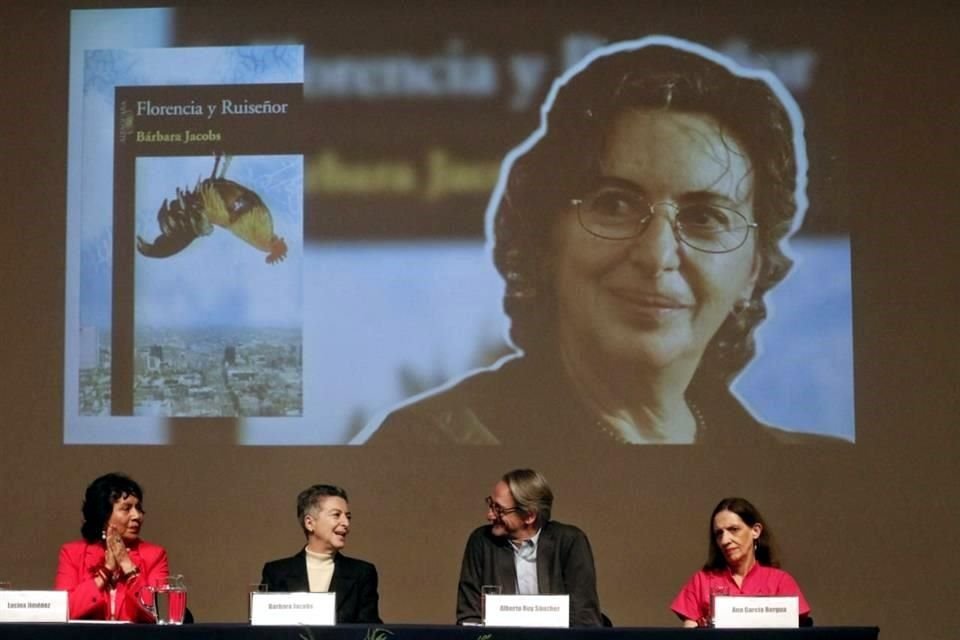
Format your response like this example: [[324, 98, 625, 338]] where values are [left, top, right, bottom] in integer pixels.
[[671, 497, 810, 627]]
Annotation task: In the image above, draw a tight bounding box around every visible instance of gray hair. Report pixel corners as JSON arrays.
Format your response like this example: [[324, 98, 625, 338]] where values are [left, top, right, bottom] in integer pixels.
[[296, 484, 348, 537], [503, 468, 554, 525]]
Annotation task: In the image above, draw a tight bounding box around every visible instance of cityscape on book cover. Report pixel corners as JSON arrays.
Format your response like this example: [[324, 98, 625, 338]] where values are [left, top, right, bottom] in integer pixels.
[[80, 326, 302, 418]]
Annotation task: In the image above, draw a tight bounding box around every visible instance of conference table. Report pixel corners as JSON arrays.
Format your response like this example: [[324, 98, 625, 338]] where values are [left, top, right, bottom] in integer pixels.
[[0, 623, 880, 639]]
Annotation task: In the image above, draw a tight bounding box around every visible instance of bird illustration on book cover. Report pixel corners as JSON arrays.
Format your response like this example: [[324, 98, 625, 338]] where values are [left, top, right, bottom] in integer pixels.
[[137, 153, 288, 264]]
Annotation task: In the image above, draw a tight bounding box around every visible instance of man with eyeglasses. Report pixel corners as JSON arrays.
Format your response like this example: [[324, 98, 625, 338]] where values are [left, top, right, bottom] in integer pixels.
[[456, 468, 603, 626]]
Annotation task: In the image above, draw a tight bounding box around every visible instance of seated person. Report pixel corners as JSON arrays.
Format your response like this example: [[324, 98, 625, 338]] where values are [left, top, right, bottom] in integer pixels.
[[261, 484, 381, 623], [457, 468, 602, 626], [55, 473, 169, 622], [671, 496, 811, 627]]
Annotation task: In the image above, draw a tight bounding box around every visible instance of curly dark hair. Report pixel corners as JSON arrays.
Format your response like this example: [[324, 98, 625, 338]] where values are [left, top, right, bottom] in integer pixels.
[[80, 472, 144, 543], [492, 42, 802, 383], [704, 496, 780, 570]]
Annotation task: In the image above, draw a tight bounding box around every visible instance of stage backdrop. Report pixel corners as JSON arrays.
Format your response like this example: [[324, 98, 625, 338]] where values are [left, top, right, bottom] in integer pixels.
[[0, 4, 958, 640]]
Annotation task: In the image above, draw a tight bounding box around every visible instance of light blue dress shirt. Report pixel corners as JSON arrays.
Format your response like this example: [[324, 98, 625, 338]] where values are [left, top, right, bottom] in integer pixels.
[[512, 528, 541, 595]]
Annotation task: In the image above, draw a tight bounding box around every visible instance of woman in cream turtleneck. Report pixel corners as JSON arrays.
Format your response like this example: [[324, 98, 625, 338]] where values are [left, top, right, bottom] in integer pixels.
[[261, 484, 381, 623]]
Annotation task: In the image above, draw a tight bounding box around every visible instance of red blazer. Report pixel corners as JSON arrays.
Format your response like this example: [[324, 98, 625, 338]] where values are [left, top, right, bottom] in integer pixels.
[[55, 539, 169, 621]]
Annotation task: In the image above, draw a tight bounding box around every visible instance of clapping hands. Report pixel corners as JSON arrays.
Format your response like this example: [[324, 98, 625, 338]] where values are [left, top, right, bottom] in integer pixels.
[[103, 525, 134, 573]]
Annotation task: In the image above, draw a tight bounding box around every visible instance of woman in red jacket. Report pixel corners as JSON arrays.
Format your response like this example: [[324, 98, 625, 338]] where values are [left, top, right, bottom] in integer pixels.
[[55, 473, 169, 621]]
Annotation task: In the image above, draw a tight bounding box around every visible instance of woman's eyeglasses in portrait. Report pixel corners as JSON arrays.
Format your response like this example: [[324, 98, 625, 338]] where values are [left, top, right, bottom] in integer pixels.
[[573, 186, 758, 254]]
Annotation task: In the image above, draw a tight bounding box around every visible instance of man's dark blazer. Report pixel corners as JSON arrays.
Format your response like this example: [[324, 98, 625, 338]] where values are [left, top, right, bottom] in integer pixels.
[[260, 549, 382, 623], [456, 520, 602, 626]]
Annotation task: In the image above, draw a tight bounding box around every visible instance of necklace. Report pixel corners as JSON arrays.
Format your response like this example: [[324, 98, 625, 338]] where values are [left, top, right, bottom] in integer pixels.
[[596, 400, 707, 444], [689, 399, 708, 438]]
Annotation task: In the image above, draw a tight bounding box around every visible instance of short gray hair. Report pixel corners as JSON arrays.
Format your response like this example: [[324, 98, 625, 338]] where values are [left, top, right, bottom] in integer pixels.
[[296, 484, 348, 537]]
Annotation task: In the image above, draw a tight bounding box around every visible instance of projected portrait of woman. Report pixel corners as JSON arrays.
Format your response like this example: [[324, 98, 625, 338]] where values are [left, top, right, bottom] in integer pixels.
[[369, 40, 845, 446]]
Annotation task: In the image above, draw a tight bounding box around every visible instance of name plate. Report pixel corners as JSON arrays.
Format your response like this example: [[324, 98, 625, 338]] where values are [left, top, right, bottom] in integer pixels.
[[0, 591, 68, 623], [483, 594, 569, 628], [250, 592, 336, 626], [713, 595, 799, 628]]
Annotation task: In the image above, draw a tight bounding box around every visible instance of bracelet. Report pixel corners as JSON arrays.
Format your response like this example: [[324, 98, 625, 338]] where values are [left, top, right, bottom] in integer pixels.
[[95, 566, 112, 587], [122, 566, 141, 582]]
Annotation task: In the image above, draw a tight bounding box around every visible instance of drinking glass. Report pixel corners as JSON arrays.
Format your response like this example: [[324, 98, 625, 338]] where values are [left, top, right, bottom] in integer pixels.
[[140, 575, 188, 624], [709, 584, 729, 627], [248, 583, 268, 623], [481, 584, 501, 625]]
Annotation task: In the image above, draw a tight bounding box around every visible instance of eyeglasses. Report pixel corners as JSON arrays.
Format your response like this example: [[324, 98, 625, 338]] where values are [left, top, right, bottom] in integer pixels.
[[485, 496, 521, 518], [572, 187, 758, 254]]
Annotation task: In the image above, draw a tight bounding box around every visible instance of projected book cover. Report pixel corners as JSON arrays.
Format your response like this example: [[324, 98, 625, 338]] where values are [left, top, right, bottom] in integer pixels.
[[67, 9, 854, 445], [116, 84, 303, 418], [69, 45, 303, 440]]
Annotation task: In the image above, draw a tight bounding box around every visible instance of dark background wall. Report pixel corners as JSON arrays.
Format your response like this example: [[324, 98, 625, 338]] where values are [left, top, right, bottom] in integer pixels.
[[1, 3, 958, 640]]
